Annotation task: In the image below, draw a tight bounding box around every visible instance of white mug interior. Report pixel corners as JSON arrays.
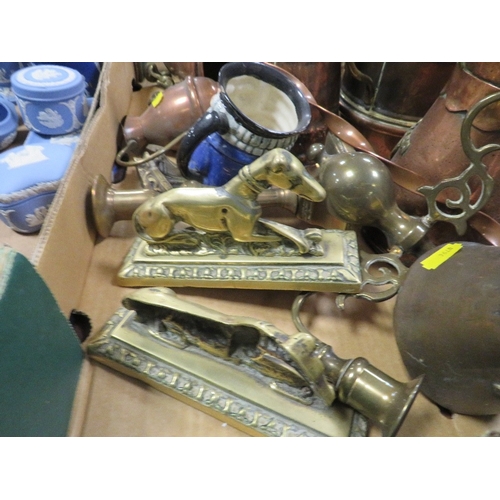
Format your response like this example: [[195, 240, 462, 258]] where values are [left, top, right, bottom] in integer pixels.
[[225, 75, 299, 133]]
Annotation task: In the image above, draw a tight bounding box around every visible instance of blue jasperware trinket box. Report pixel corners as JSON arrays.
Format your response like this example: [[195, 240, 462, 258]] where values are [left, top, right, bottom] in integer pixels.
[[30, 62, 101, 97], [10, 65, 89, 136], [0, 141, 75, 233]]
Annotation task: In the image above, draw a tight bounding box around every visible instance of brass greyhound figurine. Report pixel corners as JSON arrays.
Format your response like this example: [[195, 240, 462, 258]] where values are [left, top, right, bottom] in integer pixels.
[[133, 148, 326, 254]]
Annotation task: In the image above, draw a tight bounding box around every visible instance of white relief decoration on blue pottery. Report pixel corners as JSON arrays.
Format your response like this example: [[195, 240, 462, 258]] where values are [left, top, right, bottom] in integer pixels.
[[0, 145, 49, 169], [15, 99, 36, 130], [11, 65, 86, 135], [0, 69, 8, 84], [17, 68, 76, 87], [60, 96, 86, 130], [22, 100, 79, 134], [49, 133, 80, 147], [0, 209, 16, 229], [0, 131, 16, 150], [37, 108, 64, 129], [25, 206, 48, 227]]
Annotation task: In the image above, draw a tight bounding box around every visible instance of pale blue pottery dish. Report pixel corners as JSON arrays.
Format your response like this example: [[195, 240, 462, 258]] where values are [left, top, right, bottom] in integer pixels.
[[10, 65, 89, 136], [24, 130, 81, 151], [0, 142, 75, 233], [0, 96, 18, 151]]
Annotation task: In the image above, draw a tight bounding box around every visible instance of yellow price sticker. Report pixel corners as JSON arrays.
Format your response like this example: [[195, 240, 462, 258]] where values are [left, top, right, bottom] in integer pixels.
[[151, 92, 163, 108], [420, 243, 463, 270]]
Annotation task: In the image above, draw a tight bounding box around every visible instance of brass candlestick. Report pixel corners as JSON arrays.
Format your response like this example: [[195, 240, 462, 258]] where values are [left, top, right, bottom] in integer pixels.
[[86, 287, 422, 436]]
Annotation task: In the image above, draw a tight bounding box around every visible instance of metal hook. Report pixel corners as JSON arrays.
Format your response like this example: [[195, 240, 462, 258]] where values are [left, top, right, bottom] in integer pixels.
[[291, 291, 315, 334], [115, 131, 187, 168]]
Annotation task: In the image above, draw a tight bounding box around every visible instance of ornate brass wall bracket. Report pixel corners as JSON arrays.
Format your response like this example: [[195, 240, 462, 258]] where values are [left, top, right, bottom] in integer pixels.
[[417, 91, 500, 235], [86, 287, 421, 436]]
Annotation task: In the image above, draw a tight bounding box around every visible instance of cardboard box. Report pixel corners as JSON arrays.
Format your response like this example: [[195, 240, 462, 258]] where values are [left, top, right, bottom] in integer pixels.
[[4, 62, 500, 436]]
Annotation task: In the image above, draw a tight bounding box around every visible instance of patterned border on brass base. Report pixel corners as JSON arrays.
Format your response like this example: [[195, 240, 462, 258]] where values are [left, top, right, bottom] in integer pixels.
[[86, 308, 365, 437], [117, 229, 362, 292]]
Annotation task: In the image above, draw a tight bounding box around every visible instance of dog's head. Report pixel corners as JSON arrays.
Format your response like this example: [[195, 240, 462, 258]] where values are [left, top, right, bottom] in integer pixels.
[[267, 149, 326, 203]]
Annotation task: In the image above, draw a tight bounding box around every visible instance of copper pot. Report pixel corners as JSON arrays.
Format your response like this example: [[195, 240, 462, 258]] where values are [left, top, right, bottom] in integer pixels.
[[340, 62, 455, 158]]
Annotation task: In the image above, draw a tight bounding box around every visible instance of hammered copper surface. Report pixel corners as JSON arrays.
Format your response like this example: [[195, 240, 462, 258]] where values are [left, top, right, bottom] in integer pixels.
[[391, 63, 500, 236]]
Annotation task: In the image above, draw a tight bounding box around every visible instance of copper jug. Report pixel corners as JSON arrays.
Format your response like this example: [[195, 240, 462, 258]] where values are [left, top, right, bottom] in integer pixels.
[[391, 63, 500, 244], [122, 75, 219, 152]]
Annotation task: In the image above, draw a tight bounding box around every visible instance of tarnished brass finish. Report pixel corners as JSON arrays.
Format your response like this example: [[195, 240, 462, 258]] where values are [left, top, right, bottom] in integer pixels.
[[313, 148, 430, 251], [394, 242, 500, 416], [117, 149, 361, 291], [291, 293, 422, 436], [133, 62, 205, 88], [90, 175, 154, 238], [340, 62, 455, 158], [271, 62, 500, 246], [89, 176, 339, 240], [117, 229, 361, 291], [86, 287, 420, 436], [311, 92, 500, 252], [86, 287, 366, 437], [322, 353, 422, 437], [132, 149, 325, 252], [89, 166, 345, 242], [163, 62, 205, 80]]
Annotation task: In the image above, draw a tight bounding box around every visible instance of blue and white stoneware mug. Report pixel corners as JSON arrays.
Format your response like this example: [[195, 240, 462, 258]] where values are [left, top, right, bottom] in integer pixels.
[[10, 64, 89, 136], [176, 62, 311, 186]]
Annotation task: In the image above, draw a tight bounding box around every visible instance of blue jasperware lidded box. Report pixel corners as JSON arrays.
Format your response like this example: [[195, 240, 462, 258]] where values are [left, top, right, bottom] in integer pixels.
[[10, 65, 89, 136], [0, 141, 75, 233]]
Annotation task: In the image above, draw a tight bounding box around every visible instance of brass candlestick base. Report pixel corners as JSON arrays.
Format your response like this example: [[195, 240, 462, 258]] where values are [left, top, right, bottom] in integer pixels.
[[117, 228, 362, 292], [87, 290, 367, 437], [87, 287, 420, 436]]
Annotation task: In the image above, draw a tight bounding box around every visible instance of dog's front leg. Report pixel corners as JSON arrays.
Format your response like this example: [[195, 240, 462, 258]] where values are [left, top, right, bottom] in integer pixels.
[[224, 216, 281, 244]]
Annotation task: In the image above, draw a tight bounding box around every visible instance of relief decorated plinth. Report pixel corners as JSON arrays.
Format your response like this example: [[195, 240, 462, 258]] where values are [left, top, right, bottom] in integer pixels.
[[87, 308, 360, 437], [117, 229, 362, 292]]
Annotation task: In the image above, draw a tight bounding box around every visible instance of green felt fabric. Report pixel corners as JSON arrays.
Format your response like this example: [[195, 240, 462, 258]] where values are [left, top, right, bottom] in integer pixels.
[[0, 246, 83, 436]]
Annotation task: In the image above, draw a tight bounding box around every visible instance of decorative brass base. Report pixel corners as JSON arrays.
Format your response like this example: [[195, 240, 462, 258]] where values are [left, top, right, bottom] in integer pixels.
[[87, 307, 366, 437], [117, 229, 362, 292]]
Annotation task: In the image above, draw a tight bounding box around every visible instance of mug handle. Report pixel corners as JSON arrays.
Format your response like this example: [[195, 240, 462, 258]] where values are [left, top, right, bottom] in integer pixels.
[[176, 110, 229, 180]]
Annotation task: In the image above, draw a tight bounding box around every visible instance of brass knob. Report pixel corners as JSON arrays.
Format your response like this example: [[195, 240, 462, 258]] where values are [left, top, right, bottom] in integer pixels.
[[318, 151, 429, 250]]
